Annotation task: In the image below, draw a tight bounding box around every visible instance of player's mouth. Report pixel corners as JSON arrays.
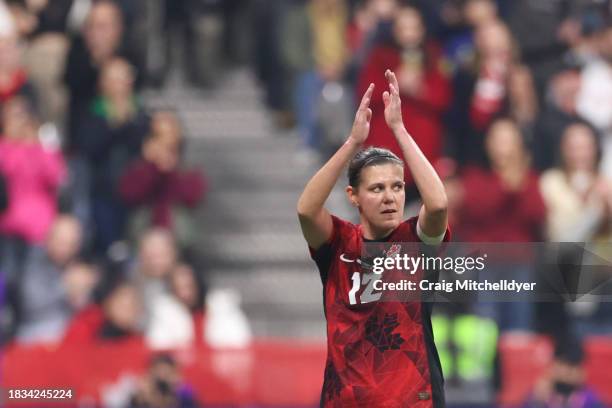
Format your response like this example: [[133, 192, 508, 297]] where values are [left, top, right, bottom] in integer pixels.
[[381, 209, 397, 214]]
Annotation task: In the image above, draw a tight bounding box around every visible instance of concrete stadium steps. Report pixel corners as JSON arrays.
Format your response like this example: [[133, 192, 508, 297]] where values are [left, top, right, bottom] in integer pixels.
[[209, 267, 326, 339]]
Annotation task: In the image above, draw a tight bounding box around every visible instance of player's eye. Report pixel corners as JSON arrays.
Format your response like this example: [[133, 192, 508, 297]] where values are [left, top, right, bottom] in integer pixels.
[[371, 185, 383, 193], [393, 183, 404, 191]]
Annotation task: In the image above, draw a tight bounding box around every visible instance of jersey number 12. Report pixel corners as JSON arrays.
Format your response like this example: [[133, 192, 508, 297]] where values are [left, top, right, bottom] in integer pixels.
[[349, 272, 382, 305]]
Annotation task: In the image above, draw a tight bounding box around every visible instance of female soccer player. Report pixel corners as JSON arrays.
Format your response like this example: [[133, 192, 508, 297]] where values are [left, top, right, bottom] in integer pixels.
[[297, 70, 449, 407]]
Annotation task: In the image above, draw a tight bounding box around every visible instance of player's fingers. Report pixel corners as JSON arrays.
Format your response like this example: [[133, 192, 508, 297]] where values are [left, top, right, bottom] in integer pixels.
[[390, 83, 399, 97], [359, 83, 374, 109], [388, 70, 400, 90], [382, 90, 390, 107], [366, 108, 372, 122], [385, 69, 394, 87]]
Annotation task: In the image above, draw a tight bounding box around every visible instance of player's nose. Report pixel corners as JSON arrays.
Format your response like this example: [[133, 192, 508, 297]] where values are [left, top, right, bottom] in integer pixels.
[[382, 188, 394, 203]]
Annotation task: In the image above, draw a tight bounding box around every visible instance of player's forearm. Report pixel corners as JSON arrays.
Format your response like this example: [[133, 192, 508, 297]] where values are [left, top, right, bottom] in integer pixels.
[[297, 139, 362, 217], [393, 125, 448, 213]]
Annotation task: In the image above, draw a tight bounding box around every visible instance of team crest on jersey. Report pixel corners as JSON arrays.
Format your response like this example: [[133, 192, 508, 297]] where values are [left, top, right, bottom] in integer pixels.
[[384, 244, 401, 258]]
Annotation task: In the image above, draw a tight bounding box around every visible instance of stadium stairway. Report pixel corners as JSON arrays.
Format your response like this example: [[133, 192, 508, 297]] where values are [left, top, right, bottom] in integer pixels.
[[145, 68, 353, 338]]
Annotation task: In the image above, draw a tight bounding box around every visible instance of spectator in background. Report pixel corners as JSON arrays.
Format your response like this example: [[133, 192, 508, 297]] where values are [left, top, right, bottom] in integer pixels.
[[540, 122, 611, 242], [62, 261, 99, 314], [169, 261, 207, 345], [346, 0, 398, 85], [443, 0, 498, 71], [523, 338, 604, 408], [538, 122, 612, 340], [567, 4, 610, 67], [448, 20, 538, 165], [455, 118, 545, 331], [130, 354, 199, 408], [78, 57, 149, 254], [358, 4, 451, 196], [133, 228, 194, 350], [7, 0, 73, 125], [16, 215, 82, 344], [98, 280, 143, 341], [4, 0, 74, 37], [0, 96, 66, 280], [534, 68, 583, 171], [251, 0, 293, 128], [576, 24, 612, 177], [157, 0, 225, 88], [63, 279, 144, 344], [507, 0, 583, 103], [281, 0, 350, 161], [0, 1, 14, 36], [0, 30, 36, 109], [3, 0, 37, 36], [133, 228, 177, 290], [64, 0, 140, 150], [456, 118, 545, 243], [119, 110, 205, 250]]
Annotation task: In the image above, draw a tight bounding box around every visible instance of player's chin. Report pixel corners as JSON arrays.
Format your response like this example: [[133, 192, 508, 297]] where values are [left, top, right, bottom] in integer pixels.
[[375, 215, 401, 230]]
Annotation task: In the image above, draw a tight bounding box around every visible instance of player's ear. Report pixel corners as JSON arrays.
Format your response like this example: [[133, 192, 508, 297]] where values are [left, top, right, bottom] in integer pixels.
[[346, 186, 359, 207]]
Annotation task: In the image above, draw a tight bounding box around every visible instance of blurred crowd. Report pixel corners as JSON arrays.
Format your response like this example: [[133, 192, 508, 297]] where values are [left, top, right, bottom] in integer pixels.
[[0, 0, 230, 353], [0, 0, 611, 406], [0, 1, 256, 405]]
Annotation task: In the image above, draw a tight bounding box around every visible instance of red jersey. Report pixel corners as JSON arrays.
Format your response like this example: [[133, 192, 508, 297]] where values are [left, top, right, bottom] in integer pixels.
[[309, 215, 449, 407]]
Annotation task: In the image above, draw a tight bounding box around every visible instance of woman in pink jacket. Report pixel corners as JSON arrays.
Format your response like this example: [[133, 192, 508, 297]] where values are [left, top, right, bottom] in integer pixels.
[[0, 97, 66, 278]]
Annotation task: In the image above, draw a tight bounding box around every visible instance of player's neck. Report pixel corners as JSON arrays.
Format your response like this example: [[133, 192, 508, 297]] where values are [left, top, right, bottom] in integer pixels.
[[361, 222, 395, 241]]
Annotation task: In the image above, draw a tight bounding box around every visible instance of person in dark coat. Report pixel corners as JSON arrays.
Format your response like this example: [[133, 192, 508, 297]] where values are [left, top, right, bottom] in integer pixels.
[[63, 0, 142, 151], [77, 57, 149, 254]]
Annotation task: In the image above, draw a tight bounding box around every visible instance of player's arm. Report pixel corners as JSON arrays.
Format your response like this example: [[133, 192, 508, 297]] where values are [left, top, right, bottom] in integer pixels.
[[382, 69, 448, 240], [297, 83, 375, 250]]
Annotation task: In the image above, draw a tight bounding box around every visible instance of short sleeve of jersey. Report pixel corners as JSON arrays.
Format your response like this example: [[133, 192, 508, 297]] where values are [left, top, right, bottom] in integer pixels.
[[308, 215, 353, 285]]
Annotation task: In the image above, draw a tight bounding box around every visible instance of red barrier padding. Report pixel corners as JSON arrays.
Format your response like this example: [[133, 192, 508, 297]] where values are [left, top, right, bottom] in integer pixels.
[[584, 337, 612, 404], [498, 334, 612, 406], [3, 336, 611, 407], [498, 334, 554, 406], [1, 339, 326, 407]]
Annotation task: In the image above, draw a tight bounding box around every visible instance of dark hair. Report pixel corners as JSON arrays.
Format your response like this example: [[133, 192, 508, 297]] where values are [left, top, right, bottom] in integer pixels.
[[96, 277, 131, 304], [170, 249, 208, 311], [348, 147, 404, 188], [150, 353, 176, 368], [558, 119, 603, 169]]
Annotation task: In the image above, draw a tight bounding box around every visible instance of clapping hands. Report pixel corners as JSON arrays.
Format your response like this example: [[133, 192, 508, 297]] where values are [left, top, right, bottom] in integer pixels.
[[348, 69, 405, 146], [349, 83, 374, 145], [383, 69, 404, 133]]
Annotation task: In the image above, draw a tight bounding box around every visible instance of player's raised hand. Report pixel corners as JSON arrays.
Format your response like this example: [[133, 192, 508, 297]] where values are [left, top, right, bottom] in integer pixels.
[[383, 69, 404, 133], [349, 83, 374, 145]]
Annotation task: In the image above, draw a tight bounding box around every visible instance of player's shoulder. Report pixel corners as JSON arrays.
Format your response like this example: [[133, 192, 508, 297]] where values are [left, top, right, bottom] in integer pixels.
[[330, 214, 360, 237], [309, 214, 359, 255]]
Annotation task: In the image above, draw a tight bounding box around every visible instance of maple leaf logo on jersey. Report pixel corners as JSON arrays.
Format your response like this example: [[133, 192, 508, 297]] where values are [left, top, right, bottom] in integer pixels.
[[365, 313, 405, 352], [384, 244, 401, 259]]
